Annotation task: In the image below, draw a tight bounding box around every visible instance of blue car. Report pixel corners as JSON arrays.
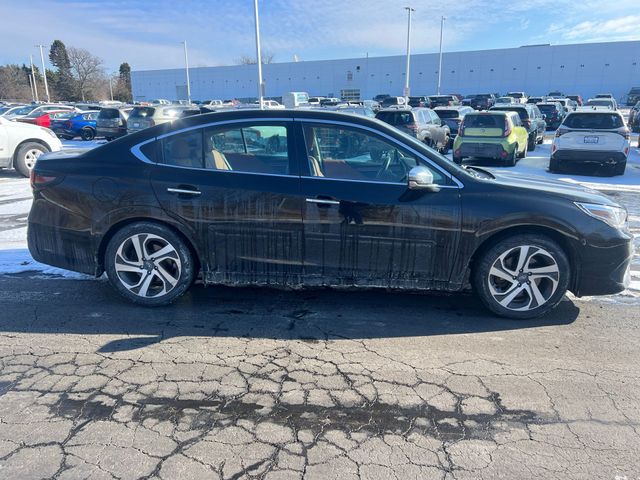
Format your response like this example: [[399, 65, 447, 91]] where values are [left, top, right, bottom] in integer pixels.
[[51, 111, 99, 141]]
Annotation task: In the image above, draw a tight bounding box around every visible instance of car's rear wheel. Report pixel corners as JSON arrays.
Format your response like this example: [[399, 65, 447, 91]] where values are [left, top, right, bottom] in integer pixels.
[[81, 127, 95, 141], [517, 142, 527, 159], [613, 161, 627, 176], [473, 234, 570, 319], [453, 154, 464, 165], [506, 148, 517, 166], [440, 135, 450, 155], [549, 157, 560, 173], [527, 134, 536, 151], [105, 222, 196, 306], [14, 142, 48, 177]]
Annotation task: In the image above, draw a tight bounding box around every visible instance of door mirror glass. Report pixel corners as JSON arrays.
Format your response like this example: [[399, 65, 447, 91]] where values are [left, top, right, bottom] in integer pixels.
[[408, 166, 439, 191]]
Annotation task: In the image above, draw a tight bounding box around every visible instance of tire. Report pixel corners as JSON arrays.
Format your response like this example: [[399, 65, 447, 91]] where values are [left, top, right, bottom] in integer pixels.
[[14, 142, 48, 177], [506, 148, 517, 166], [453, 155, 464, 165], [81, 127, 95, 141], [549, 156, 560, 173], [472, 234, 570, 319], [105, 136, 114, 142], [613, 161, 627, 176], [527, 134, 536, 151], [517, 142, 527, 159], [440, 136, 450, 155], [104, 222, 196, 306]]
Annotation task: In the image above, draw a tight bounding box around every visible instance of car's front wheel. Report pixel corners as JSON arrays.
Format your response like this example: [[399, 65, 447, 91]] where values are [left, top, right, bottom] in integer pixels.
[[527, 134, 536, 151], [14, 142, 49, 177], [473, 234, 570, 319], [105, 222, 196, 306]]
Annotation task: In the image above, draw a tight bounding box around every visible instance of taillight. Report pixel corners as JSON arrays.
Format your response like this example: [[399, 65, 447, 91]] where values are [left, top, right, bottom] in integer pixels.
[[619, 128, 630, 140], [503, 118, 512, 137], [30, 171, 58, 188], [555, 127, 569, 137]]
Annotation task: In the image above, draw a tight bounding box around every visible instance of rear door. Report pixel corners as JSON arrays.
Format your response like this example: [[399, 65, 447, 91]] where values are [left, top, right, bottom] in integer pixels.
[[148, 118, 305, 285], [297, 120, 461, 289]]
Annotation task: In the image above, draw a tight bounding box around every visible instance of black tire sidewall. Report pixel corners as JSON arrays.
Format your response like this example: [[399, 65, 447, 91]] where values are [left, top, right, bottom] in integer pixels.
[[81, 128, 95, 141], [104, 222, 195, 306], [15, 142, 47, 177], [472, 234, 570, 319]]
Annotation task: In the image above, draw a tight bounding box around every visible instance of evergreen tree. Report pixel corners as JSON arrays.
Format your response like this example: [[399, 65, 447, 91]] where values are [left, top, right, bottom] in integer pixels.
[[117, 62, 132, 102], [49, 40, 76, 100]]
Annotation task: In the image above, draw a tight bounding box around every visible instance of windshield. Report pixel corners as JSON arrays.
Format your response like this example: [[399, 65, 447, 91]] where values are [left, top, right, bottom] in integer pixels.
[[462, 114, 504, 129], [563, 113, 623, 129], [129, 107, 156, 119], [586, 100, 613, 107]]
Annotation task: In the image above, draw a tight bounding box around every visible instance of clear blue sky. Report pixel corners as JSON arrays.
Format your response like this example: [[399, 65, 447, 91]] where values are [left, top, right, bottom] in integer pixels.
[[1, 0, 637, 73]]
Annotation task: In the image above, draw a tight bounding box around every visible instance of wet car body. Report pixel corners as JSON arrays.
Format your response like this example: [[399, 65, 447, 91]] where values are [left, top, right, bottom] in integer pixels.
[[28, 109, 632, 317]]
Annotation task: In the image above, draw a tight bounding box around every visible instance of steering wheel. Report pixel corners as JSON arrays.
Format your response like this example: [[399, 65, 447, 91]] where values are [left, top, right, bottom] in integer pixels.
[[375, 150, 410, 181]]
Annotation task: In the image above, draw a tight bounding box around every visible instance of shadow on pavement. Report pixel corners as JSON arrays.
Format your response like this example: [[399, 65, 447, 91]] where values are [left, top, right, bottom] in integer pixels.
[[0, 276, 580, 352]]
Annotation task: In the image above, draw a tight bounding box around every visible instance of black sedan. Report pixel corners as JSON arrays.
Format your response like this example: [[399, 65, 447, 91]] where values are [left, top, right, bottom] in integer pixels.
[[28, 109, 633, 319]]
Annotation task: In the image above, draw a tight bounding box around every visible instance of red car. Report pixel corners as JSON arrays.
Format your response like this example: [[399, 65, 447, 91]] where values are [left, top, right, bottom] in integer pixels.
[[17, 110, 72, 128]]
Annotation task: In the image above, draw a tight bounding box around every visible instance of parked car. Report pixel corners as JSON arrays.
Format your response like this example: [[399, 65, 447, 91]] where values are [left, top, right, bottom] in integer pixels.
[[262, 100, 285, 110], [433, 106, 474, 147], [74, 103, 102, 111], [465, 93, 496, 110], [495, 96, 516, 105], [380, 96, 408, 108], [320, 97, 341, 106], [27, 109, 633, 319], [506, 92, 527, 104], [362, 100, 380, 112], [50, 111, 99, 140], [331, 106, 376, 118], [583, 98, 618, 110], [127, 106, 195, 134], [1, 104, 35, 119], [96, 106, 132, 141], [452, 111, 528, 165], [16, 110, 72, 129], [628, 101, 640, 132], [408, 96, 430, 108], [489, 104, 546, 150], [3, 104, 73, 120], [428, 95, 460, 107], [526, 96, 544, 104], [626, 87, 640, 106], [376, 107, 450, 153], [373, 94, 390, 103], [537, 102, 566, 129], [550, 110, 630, 175], [0, 116, 62, 176], [308, 97, 325, 106], [567, 95, 583, 106], [552, 98, 576, 112], [595, 93, 614, 99], [547, 91, 565, 98]]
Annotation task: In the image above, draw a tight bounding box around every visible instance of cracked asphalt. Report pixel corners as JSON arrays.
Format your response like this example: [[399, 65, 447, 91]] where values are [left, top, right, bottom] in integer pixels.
[[0, 276, 639, 480]]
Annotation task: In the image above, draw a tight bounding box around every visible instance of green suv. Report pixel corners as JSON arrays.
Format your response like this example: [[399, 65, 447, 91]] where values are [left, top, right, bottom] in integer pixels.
[[452, 111, 528, 166]]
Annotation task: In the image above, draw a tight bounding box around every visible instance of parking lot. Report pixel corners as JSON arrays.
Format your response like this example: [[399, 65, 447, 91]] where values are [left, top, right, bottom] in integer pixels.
[[0, 134, 639, 479]]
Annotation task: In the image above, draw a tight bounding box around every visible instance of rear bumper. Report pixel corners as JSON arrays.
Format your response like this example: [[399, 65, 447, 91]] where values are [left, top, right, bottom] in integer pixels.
[[96, 126, 127, 138], [552, 149, 627, 166], [573, 236, 633, 296], [457, 142, 511, 159]]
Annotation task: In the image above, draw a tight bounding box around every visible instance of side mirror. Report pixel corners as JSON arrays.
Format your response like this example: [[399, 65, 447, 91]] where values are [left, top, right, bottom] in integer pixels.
[[408, 166, 439, 191]]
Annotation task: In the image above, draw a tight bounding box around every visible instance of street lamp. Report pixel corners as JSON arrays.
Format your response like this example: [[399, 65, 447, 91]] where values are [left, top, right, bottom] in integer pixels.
[[181, 41, 192, 104], [403, 7, 414, 103], [437, 16, 446, 95], [35, 44, 50, 102], [253, 0, 264, 109], [30, 55, 39, 103]]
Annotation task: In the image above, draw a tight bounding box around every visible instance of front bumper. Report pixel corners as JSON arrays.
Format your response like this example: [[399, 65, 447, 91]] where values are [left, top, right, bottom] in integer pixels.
[[552, 149, 627, 166], [573, 235, 634, 296]]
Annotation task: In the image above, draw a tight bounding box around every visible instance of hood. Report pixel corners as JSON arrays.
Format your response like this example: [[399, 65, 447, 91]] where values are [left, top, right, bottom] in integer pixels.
[[487, 169, 620, 207]]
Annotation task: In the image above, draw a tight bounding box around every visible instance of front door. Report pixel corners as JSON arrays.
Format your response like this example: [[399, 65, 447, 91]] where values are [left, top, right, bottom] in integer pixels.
[[298, 121, 462, 290], [149, 120, 305, 286]]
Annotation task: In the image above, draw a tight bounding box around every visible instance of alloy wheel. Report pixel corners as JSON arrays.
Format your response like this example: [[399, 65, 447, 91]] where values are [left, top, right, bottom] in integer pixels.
[[24, 149, 43, 170], [114, 233, 182, 298], [487, 245, 560, 311]]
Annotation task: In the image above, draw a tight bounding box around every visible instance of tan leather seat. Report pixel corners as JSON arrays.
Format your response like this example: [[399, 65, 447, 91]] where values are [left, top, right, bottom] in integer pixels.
[[211, 148, 231, 170], [308, 155, 323, 177]]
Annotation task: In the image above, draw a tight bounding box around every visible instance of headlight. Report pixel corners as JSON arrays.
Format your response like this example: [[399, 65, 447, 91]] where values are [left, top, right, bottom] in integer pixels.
[[575, 202, 628, 230], [40, 127, 57, 139]]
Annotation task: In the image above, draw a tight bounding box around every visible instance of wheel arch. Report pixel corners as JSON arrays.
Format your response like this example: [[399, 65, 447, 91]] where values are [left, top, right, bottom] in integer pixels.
[[468, 224, 580, 292], [96, 217, 202, 277], [12, 138, 51, 167]]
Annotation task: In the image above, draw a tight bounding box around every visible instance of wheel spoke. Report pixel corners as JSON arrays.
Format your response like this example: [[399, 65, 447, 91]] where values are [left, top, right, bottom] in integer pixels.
[[115, 262, 143, 273], [130, 235, 145, 262], [528, 280, 547, 307], [490, 265, 515, 282], [137, 271, 155, 297], [156, 264, 179, 288], [498, 284, 526, 307], [514, 246, 530, 272], [151, 244, 178, 262]]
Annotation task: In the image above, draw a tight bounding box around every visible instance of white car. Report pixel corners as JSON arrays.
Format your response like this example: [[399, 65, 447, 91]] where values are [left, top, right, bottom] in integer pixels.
[[507, 91, 528, 104], [0, 117, 62, 177], [550, 110, 630, 175], [583, 98, 617, 110], [262, 100, 285, 110]]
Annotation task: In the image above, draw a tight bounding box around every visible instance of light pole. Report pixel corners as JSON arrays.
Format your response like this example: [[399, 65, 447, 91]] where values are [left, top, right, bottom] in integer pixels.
[[30, 55, 39, 103], [253, 0, 264, 109], [436, 16, 446, 95], [35, 44, 50, 102], [181, 40, 192, 104], [109, 77, 114, 101], [403, 7, 414, 103]]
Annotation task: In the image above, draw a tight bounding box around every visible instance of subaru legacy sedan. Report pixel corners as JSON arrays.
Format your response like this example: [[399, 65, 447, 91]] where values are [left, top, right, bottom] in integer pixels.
[[28, 110, 632, 319]]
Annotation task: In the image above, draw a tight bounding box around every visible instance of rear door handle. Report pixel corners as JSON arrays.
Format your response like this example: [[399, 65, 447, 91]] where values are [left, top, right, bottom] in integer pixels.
[[306, 197, 340, 206], [167, 187, 201, 196]]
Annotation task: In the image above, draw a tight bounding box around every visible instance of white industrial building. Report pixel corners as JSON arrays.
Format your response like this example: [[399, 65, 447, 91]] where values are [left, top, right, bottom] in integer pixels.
[[131, 40, 640, 103]]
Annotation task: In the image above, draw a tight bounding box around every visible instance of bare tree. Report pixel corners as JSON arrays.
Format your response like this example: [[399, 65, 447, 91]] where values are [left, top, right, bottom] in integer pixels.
[[235, 50, 275, 65], [0, 65, 32, 101], [67, 47, 104, 101]]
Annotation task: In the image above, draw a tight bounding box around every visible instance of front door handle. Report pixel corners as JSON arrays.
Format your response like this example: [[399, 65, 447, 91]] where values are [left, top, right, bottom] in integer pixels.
[[306, 197, 340, 206], [167, 187, 201, 196]]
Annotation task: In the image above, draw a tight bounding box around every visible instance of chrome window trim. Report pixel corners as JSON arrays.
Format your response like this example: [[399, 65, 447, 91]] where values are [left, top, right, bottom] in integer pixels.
[[131, 138, 157, 164], [296, 118, 464, 188]]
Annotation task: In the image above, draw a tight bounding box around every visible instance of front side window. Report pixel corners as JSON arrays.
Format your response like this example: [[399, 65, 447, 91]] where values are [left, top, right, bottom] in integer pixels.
[[302, 124, 446, 184]]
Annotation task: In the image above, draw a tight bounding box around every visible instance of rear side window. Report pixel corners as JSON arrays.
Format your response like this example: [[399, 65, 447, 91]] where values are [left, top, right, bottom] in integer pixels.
[[376, 111, 414, 125], [563, 113, 623, 129], [99, 109, 120, 119], [161, 130, 204, 169]]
